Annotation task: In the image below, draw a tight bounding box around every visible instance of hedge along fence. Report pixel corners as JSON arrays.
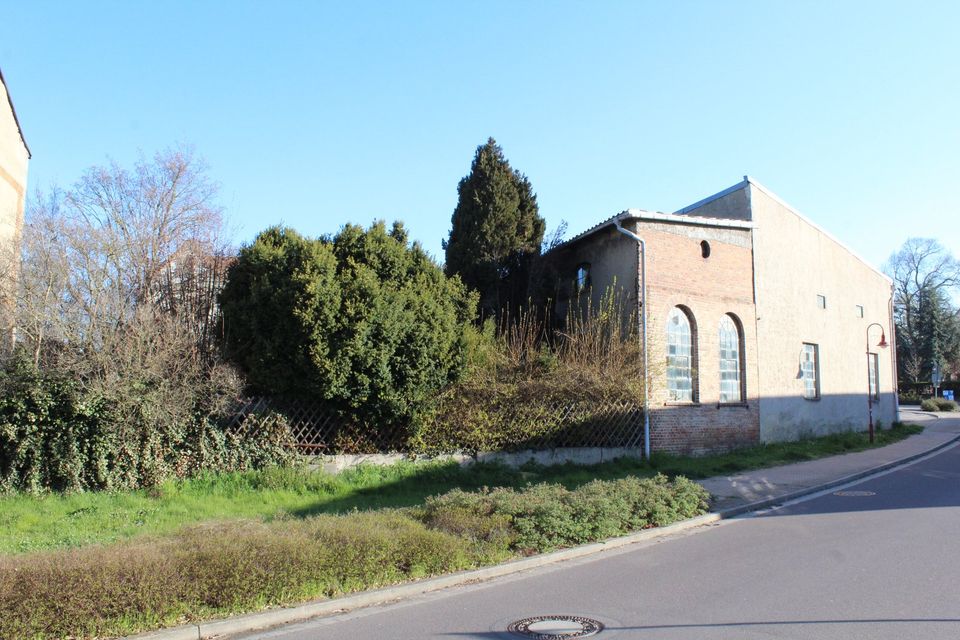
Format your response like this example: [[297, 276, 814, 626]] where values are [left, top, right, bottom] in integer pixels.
[[226, 394, 646, 456], [0, 359, 294, 493], [227, 287, 653, 457]]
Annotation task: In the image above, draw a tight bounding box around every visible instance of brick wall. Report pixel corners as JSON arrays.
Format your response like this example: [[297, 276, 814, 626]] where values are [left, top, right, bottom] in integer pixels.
[[634, 220, 760, 455], [560, 217, 760, 455]]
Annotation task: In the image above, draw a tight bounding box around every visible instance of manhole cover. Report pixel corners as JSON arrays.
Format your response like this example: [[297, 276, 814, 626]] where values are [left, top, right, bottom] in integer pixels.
[[507, 615, 604, 639], [833, 490, 876, 496]]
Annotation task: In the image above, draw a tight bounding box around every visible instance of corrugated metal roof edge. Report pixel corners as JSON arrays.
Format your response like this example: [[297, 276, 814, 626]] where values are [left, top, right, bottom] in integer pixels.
[[552, 208, 753, 252], [549, 179, 892, 287]]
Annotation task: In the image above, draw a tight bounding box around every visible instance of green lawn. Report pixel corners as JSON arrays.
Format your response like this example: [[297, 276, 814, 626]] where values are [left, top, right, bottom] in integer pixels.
[[0, 422, 922, 555]]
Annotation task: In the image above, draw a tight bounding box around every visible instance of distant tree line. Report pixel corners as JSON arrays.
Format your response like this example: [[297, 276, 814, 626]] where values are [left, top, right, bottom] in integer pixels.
[[885, 238, 960, 387]]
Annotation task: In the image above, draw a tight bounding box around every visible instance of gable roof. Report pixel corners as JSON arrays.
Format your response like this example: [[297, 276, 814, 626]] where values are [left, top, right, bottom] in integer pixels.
[[0, 67, 31, 159], [674, 177, 750, 215], [742, 176, 891, 284], [552, 178, 892, 285]]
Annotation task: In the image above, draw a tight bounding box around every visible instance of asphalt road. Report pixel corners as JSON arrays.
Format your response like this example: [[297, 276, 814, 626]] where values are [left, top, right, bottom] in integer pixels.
[[238, 442, 960, 640]]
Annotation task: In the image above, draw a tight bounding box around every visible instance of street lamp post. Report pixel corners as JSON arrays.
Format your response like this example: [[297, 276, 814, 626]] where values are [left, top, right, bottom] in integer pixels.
[[866, 322, 889, 443]]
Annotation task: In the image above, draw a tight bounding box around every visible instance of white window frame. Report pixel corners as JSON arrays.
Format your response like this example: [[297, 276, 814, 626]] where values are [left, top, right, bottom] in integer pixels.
[[666, 307, 695, 402], [802, 343, 820, 400], [719, 315, 743, 403]]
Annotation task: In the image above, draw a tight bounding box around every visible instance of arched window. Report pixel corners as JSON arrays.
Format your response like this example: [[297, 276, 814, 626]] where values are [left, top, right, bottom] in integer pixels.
[[719, 314, 744, 403], [667, 307, 695, 402]]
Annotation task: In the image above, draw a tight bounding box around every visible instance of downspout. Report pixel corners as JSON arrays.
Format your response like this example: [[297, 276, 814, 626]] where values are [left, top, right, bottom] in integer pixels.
[[889, 287, 900, 420], [613, 217, 650, 460]]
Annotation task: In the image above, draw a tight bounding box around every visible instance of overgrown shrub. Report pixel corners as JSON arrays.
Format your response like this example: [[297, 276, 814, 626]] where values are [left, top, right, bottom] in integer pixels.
[[933, 398, 958, 412], [0, 356, 292, 493], [6, 149, 292, 493], [219, 223, 478, 437], [921, 399, 940, 411], [898, 390, 921, 405], [410, 289, 648, 454], [420, 474, 708, 553], [0, 511, 486, 640]]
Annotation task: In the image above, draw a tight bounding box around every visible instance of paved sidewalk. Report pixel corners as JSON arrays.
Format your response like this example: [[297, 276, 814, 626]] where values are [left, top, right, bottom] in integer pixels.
[[702, 408, 960, 514]]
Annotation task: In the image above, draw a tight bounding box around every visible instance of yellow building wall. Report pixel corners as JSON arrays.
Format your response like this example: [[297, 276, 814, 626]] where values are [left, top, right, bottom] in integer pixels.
[[0, 76, 29, 350]]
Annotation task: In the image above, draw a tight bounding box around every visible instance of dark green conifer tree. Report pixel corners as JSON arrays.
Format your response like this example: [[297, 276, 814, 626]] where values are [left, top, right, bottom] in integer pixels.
[[443, 138, 546, 320]]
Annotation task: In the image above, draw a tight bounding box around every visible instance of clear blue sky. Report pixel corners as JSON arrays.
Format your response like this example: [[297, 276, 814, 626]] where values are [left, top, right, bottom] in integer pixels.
[[2, 1, 958, 269]]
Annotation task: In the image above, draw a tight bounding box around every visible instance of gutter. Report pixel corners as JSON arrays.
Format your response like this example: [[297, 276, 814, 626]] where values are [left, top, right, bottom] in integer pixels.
[[613, 216, 650, 460]]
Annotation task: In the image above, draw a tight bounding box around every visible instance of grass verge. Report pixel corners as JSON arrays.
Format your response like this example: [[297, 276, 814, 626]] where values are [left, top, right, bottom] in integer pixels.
[[0, 475, 708, 640], [0, 422, 923, 555], [648, 421, 924, 479]]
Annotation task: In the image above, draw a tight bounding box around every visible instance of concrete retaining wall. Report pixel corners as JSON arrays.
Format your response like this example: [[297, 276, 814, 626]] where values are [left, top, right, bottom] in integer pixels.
[[305, 447, 646, 475]]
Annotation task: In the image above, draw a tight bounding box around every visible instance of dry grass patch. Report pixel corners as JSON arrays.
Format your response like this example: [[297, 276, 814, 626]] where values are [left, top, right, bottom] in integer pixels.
[[0, 511, 493, 640]]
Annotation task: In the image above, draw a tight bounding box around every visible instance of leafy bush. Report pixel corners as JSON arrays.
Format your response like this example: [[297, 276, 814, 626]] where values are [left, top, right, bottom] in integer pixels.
[[0, 356, 292, 493], [219, 223, 478, 436], [420, 474, 708, 553], [934, 398, 958, 412], [920, 399, 938, 411], [898, 390, 921, 405]]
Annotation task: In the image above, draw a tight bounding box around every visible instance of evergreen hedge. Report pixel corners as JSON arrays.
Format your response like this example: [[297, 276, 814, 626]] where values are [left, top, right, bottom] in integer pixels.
[[219, 222, 478, 436], [0, 357, 292, 493]]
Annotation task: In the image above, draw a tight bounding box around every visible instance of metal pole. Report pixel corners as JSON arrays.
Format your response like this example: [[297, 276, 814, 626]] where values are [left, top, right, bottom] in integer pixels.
[[865, 322, 885, 444], [614, 217, 650, 460], [866, 333, 874, 444]]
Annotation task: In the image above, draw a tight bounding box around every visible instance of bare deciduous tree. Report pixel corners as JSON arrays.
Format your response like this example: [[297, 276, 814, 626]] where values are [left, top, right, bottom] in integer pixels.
[[887, 238, 960, 309], [19, 147, 230, 365], [15, 146, 241, 423]]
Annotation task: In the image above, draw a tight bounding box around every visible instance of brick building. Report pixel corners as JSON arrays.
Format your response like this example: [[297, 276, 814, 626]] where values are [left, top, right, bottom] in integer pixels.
[[549, 177, 898, 454], [0, 68, 29, 352]]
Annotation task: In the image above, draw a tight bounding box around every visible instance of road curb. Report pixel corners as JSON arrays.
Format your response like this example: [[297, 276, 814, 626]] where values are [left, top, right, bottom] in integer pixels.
[[126, 513, 722, 640], [714, 431, 960, 518], [126, 429, 960, 640]]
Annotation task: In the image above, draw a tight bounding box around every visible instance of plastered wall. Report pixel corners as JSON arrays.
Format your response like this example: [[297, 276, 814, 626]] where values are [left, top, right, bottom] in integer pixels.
[[748, 183, 898, 440]]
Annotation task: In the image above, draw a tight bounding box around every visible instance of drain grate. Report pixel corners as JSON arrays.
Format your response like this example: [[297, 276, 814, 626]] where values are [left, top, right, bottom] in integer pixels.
[[833, 490, 876, 496], [507, 615, 604, 639]]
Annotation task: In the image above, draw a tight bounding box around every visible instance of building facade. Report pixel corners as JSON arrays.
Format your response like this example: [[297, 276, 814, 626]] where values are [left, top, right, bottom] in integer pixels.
[[0, 69, 29, 351], [550, 177, 898, 454]]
